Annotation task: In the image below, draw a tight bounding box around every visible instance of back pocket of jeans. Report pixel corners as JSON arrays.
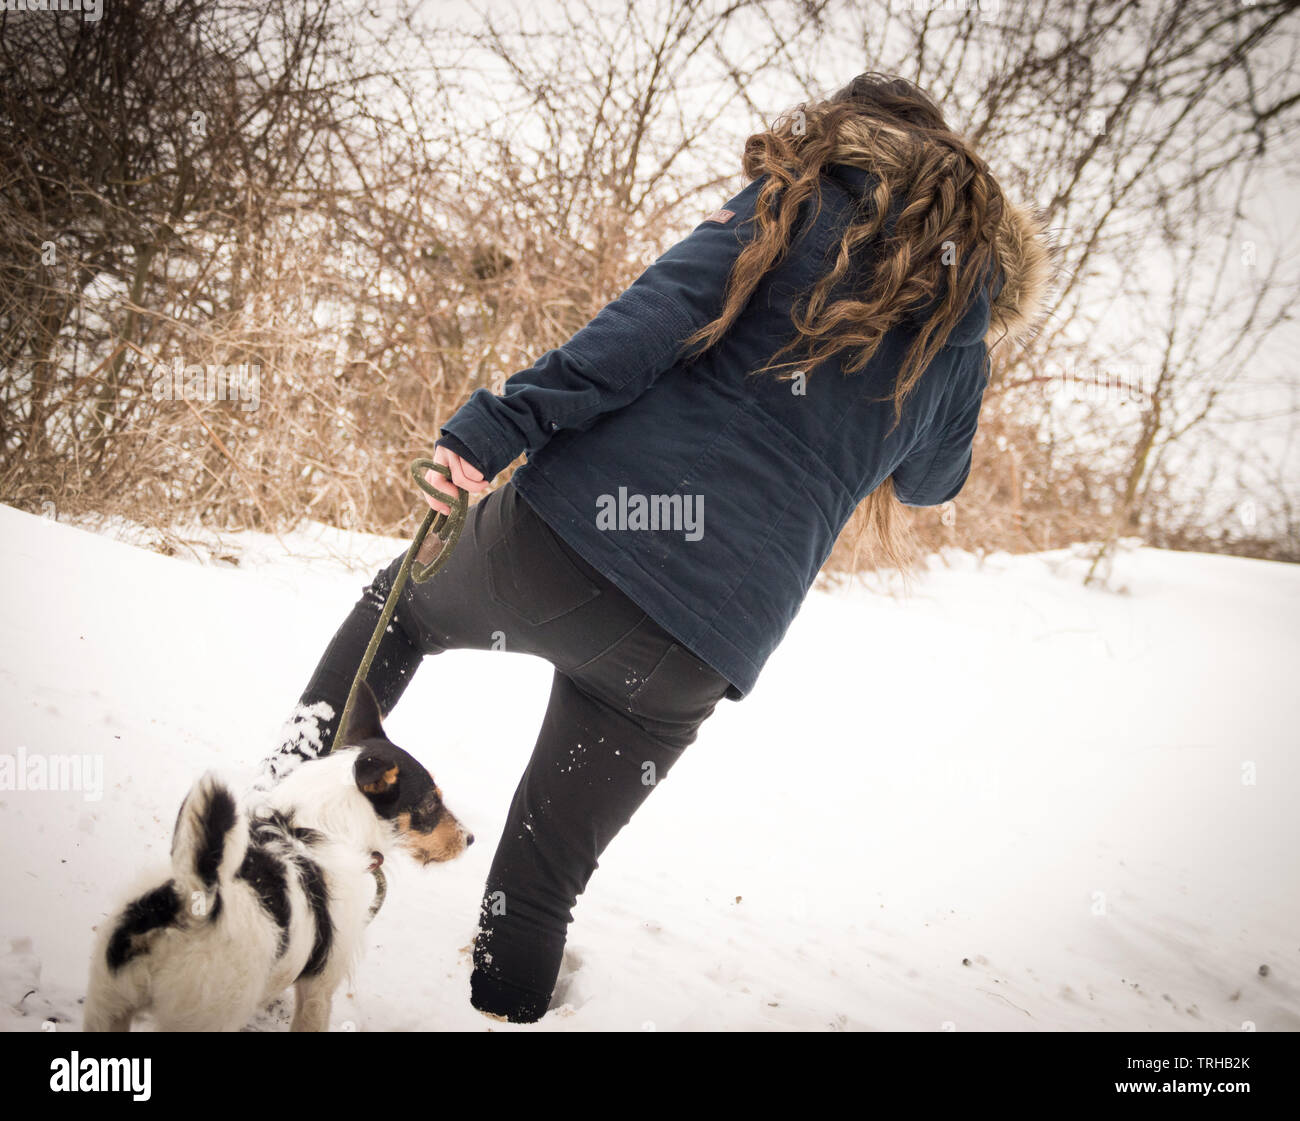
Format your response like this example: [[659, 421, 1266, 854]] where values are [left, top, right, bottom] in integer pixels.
[[487, 505, 602, 626], [626, 640, 731, 729]]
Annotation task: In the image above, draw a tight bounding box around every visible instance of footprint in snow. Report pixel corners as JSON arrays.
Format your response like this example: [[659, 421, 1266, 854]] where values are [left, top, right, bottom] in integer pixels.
[[547, 947, 587, 1014]]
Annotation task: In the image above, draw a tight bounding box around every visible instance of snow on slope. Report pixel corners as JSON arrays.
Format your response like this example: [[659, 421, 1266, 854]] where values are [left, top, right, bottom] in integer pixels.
[[0, 501, 1296, 1032]]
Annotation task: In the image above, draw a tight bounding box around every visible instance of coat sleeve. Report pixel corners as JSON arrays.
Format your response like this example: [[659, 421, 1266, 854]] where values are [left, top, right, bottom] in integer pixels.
[[437, 178, 770, 480], [892, 357, 989, 508]]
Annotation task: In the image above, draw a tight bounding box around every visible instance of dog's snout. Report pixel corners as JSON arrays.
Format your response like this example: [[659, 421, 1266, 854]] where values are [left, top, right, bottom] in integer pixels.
[[396, 808, 473, 864]]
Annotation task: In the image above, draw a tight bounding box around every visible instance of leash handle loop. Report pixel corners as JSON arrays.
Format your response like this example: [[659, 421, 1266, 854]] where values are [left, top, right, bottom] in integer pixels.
[[408, 459, 469, 584]]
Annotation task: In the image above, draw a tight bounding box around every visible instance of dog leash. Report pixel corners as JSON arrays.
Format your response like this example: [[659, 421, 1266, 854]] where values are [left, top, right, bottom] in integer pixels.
[[332, 459, 467, 922], [333, 459, 468, 756]]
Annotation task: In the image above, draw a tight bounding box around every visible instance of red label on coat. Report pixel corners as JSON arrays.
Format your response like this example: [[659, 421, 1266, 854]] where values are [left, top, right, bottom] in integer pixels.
[[703, 208, 735, 225]]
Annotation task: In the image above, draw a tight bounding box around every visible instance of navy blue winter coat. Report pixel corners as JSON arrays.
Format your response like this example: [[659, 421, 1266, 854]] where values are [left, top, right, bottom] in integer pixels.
[[436, 163, 1046, 699]]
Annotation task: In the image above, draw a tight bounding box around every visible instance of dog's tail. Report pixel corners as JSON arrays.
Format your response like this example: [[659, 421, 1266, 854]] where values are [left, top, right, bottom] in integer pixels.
[[170, 772, 248, 921]]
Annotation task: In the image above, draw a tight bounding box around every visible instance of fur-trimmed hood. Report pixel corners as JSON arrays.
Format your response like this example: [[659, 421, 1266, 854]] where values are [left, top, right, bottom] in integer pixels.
[[985, 196, 1052, 346], [823, 122, 1052, 348]]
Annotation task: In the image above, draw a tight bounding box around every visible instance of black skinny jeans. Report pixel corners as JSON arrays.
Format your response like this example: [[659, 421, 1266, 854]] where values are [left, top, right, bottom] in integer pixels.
[[268, 481, 733, 1022]]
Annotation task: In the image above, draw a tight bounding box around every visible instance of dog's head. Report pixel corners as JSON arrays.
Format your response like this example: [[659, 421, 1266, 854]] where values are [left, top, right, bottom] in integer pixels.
[[341, 684, 473, 864]]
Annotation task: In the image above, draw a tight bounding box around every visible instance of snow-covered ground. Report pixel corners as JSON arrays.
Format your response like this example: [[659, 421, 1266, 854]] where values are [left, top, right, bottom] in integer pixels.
[[1, 501, 1296, 1032]]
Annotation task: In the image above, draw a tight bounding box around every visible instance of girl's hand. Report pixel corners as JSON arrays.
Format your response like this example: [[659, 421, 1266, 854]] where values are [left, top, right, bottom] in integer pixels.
[[424, 444, 489, 516]]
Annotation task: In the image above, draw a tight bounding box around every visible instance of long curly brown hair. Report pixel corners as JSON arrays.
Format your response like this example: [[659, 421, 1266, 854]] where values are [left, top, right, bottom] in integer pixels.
[[683, 73, 1006, 430], [682, 73, 1011, 574]]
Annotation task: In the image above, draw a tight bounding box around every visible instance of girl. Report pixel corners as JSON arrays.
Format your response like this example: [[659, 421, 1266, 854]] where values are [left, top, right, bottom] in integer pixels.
[[263, 72, 1050, 1024]]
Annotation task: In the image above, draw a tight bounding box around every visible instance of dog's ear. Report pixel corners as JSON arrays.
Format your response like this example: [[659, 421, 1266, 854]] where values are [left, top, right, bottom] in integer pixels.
[[354, 749, 401, 798], [339, 681, 386, 747]]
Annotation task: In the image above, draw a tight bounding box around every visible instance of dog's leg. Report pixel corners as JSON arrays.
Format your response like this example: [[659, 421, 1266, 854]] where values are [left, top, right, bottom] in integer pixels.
[[84, 1008, 133, 1033], [84, 962, 138, 1033], [83, 982, 135, 1032], [290, 977, 335, 1032]]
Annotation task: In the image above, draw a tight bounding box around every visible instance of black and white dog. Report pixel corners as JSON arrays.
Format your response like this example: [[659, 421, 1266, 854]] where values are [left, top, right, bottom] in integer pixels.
[[84, 685, 471, 1031]]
